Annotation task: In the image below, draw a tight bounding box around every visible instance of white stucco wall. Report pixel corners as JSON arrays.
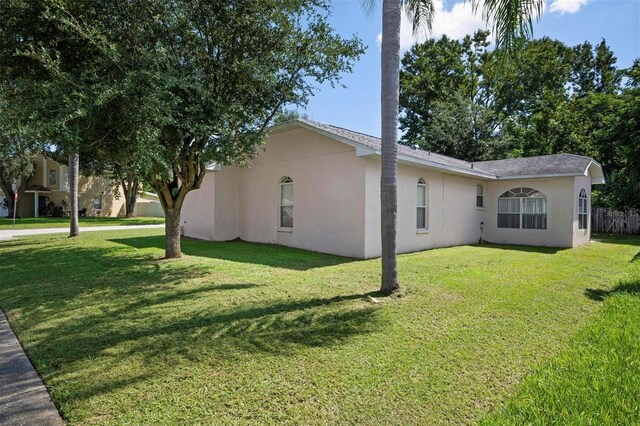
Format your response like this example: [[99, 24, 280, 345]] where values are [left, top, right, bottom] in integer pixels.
[[181, 125, 597, 257], [483, 177, 575, 247], [572, 175, 592, 247], [182, 172, 216, 240], [239, 128, 367, 257], [364, 159, 486, 258], [213, 167, 240, 241]]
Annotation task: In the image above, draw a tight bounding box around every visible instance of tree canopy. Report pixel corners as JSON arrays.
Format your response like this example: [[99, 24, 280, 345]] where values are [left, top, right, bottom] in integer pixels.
[[0, 0, 364, 256], [400, 33, 638, 208]]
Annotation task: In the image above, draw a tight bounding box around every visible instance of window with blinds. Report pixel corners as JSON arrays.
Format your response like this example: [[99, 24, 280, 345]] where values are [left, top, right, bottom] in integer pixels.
[[497, 188, 547, 230]]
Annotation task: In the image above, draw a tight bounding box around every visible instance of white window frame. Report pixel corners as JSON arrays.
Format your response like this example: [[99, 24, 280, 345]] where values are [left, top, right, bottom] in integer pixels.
[[578, 188, 588, 230], [93, 197, 102, 211], [476, 184, 485, 208], [417, 178, 428, 231], [278, 176, 293, 230], [497, 187, 547, 230]]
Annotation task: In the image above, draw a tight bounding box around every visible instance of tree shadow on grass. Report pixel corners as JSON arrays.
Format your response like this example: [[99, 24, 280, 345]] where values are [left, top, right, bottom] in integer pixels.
[[591, 233, 640, 247], [109, 235, 359, 271], [0, 242, 227, 322], [474, 242, 567, 254], [0, 237, 380, 405], [30, 291, 380, 403], [584, 278, 640, 301]]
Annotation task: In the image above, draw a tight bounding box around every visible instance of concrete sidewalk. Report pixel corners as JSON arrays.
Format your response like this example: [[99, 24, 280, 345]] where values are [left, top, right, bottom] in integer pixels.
[[0, 310, 64, 426], [0, 224, 164, 241]]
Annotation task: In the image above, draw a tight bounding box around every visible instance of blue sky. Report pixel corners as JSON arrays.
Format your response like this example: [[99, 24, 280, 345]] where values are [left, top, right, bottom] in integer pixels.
[[300, 0, 640, 137]]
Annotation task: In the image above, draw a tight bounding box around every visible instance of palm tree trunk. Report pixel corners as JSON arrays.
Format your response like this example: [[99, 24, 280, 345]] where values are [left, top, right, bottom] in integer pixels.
[[69, 152, 79, 237], [379, 0, 401, 294]]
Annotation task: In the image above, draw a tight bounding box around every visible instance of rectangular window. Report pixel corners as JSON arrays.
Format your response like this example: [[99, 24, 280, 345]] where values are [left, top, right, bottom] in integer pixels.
[[578, 192, 588, 230], [93, 197, 102, 210], [522, 198, 547, 230], [417, 182, 427, 229], [279, 182, 293, 228], [498, 197, 547, 230], [476, 185, 484, 208], [497, 198, 520, 228]]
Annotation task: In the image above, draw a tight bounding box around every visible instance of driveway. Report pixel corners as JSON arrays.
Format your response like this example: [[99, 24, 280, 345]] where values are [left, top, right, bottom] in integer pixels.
[[0, 224, 164, 241]]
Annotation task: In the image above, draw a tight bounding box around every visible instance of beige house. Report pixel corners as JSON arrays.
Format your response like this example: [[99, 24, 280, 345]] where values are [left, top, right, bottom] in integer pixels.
[[182, 119, 605, 258], [0, 154, 124, 218]]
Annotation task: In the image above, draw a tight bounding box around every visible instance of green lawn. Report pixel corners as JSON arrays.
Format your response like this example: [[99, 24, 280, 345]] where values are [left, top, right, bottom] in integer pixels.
[[482, 240, 640, 425], [0, 230, 638, 425], [0, 216, 164, 230]]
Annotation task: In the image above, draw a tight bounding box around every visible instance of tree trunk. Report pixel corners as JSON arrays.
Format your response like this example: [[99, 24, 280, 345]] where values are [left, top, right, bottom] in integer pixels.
[[0, 181, 16, 218], [69, 152, 80, 237], [164, 207, 182, 258], [379, 0, 401, 294], [121, 176, 139, 218], [1, 176, 31, 219], [148, 153, 207, 259], [125, 195, 137, 218]]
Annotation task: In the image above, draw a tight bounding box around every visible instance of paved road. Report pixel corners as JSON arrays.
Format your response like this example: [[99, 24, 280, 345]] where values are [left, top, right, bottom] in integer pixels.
[[0, 224, 164, 241], [0, 311, 64, 426]]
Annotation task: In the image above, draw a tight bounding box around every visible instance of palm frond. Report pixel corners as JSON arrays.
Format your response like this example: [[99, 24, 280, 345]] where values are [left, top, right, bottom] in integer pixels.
[[363, 0, 434, 37], [472, 0, 545, 50], [361, 0, 378, 17], [403, 0, 435, 35]]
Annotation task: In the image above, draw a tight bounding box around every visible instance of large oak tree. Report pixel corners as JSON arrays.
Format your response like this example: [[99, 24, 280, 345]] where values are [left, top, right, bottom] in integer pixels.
[[1, 0, 363, 256]]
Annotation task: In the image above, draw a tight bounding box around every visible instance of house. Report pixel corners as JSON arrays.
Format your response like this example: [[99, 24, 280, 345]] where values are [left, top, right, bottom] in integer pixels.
[[0, 154, 125, 218], [135, 192, 165, 218], [181, 119, 605, 258]]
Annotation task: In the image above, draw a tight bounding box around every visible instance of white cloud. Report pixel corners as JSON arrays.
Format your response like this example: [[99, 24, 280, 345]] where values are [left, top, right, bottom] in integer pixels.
[[376, 0, 493, 51], [549, 0, 589, 14], [375, 0, 587, 52]]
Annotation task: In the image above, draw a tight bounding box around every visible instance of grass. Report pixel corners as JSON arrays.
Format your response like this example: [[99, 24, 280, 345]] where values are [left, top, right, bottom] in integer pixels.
[[482, 237, 640, 425], [0, 216, 164, 230], [0, 230, 638, 425]]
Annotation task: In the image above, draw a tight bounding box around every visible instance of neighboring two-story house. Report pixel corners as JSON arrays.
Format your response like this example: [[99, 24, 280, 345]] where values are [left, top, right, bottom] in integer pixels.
[[0, 154, 125, 218]]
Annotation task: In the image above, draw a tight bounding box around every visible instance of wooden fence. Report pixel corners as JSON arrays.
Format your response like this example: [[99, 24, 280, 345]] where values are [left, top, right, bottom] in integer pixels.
[[592, 208, 640, 234]]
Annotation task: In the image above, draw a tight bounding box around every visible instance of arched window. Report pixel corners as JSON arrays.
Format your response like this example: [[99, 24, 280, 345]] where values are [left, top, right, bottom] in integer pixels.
[[49, 169, 57, 185], [279, 176, 293, 229], [497, 187, 547, 230], [578, 188, 588, 230], [417, 178, 428, 230]]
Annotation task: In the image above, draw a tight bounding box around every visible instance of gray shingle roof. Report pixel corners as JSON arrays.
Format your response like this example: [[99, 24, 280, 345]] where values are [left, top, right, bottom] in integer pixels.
[[295, 118, 493, 177], [473, 154, 595, 177], [275, 118, 600, 180]]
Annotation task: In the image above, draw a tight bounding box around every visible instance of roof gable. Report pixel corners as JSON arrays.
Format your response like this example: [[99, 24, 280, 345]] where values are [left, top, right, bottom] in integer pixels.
[[268, 119, 605, 184]]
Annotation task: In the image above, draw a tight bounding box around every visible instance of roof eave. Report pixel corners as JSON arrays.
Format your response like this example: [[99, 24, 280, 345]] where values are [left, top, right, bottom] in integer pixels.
[[585, 160, 606, 185], [268, 120, 607, 183], [359, 150, 496, 179], [270, 119, 367, 152], [272, 120, 497, 179], [495, 172, 581, 180]]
